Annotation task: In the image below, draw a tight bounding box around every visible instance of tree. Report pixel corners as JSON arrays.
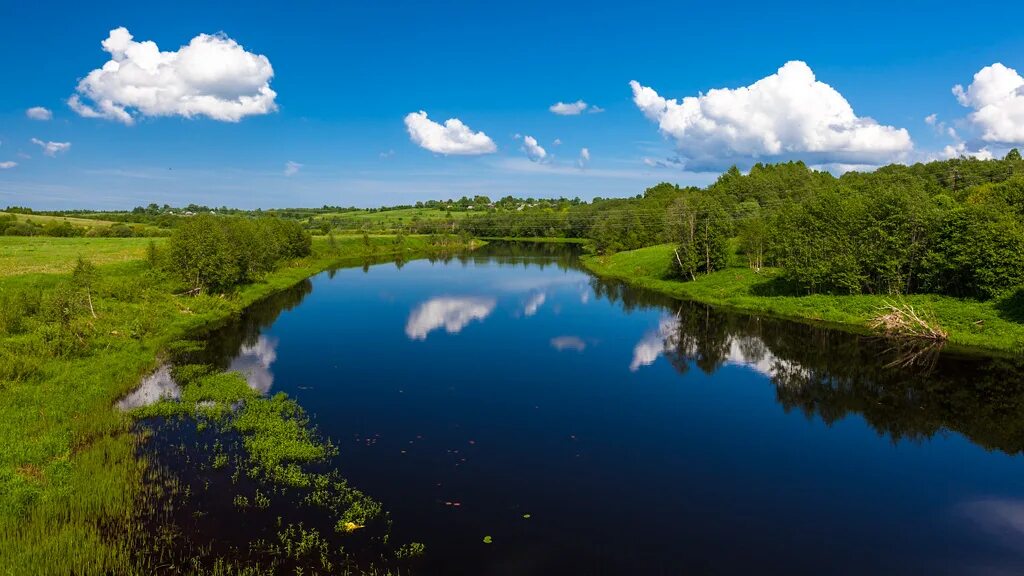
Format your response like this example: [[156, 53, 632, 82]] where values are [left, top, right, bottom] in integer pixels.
[[71, 257, 98, 318], [666, 192, 731, 280], [738, 211, 767, 272], [167, 215, 238, 292], [919, 202, 1024, 299], [769, 192, 864, 294]]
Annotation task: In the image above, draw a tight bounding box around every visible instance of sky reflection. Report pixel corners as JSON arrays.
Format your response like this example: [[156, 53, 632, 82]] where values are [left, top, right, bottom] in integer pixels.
[[551, 336, 587, 352], [117, 365, 180, 410], [229, 335, 279, 394], [405, 296, 497, 340]]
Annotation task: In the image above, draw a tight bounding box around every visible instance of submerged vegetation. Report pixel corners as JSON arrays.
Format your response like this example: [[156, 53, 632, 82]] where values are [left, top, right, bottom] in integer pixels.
[[129, 365, 405, 573], [0, 231, 475, 574]]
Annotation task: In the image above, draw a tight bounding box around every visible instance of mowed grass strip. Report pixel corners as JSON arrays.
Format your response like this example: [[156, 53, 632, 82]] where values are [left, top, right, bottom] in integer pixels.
[[315, 207, 471, 225], [0, 237, 160, 277], [0, 211, 124, 228]]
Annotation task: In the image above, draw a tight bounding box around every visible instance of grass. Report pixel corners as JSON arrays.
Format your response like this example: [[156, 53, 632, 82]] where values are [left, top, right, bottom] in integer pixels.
[[315, 208, 471, 228], [0, 211, 125, 228], [0, 236, 162, 277], [0, 233, 479, 575], [582, 244, 1024, 354]]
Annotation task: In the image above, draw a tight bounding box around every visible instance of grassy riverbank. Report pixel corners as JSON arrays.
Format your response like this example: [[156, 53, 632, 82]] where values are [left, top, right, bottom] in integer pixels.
[[0, 234, 479, 575], [582, 244, 1024, 354]]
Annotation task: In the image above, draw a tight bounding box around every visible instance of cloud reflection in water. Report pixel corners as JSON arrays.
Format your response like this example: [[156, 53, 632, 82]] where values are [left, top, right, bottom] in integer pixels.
[[117, 365, 181, 410], [629, 314, 808, 378], [551, 336, 586, 352], [523, 292, 546, 317], [405, 297, 496, 340], [229, 335, 279, 394]]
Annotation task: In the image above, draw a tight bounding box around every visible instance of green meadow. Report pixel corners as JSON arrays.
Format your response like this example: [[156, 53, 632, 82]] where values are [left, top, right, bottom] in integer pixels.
[[0, 236, 161, 276]]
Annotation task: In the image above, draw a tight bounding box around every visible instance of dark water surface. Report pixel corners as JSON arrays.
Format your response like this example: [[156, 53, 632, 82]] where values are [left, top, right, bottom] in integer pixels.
[[166, 243, 1024, 575]]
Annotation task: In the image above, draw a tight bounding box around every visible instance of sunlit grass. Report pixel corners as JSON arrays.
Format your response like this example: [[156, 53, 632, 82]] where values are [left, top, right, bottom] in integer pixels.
[[0, 236, 162, 277]]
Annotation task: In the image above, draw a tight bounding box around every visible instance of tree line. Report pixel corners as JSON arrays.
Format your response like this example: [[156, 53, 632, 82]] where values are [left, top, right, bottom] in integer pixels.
[[463, 151, 1024, 300], [674, 151, 1024, 299]]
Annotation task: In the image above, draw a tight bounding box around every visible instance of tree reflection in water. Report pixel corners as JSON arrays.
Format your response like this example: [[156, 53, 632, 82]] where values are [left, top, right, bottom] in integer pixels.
[[591, 274, 1024, 455], [188, 243, 1024, 459]]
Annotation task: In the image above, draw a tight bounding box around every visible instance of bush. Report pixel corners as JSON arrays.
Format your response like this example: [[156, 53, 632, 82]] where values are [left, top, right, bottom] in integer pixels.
[[166, 215, 312, 293], [920, 202, 1024, 299], [167, 216, 239, 292]]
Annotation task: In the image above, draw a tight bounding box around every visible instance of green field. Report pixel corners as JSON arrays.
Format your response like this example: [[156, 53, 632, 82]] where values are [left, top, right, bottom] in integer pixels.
[[583, 244, 1024, 354], [0, 233, 481, 574], [315, 207, 471, 227], [0, 237, 161, 277], [0, 211, 125, 228]]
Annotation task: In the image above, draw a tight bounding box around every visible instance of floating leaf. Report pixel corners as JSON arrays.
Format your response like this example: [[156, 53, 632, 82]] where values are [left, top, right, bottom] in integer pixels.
[[341, 521, 365, 532], [482, 535, 493, 544], [522, 514, 531, 519]]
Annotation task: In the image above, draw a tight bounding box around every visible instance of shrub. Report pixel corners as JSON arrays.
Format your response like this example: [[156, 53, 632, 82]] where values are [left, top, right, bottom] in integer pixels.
[[166, 215, 312, 293], [920, 202, 1024, 299]]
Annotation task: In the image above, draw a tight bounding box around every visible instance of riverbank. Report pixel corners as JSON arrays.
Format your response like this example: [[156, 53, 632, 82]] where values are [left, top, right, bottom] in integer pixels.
[[0, 234, 481, 575], [581, 244, 1024, 355]]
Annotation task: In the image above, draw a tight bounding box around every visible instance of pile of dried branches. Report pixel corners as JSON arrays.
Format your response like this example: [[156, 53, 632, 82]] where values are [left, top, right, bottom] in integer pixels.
[[870, 300, 948, 341]]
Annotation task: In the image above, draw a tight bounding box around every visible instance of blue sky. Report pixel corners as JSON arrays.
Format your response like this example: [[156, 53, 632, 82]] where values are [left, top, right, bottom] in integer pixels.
[[2, 0, 1024, 209]]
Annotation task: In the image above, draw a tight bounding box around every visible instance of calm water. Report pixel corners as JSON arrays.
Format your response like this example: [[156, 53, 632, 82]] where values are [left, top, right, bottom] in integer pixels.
[[157, 243, 1024, 575]]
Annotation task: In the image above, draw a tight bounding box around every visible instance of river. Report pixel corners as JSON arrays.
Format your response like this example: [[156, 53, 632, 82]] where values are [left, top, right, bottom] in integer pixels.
[[142, 242, 1024, 575]]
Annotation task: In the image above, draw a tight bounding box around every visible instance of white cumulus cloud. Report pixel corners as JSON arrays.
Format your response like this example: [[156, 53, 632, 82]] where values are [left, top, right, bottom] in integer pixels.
[[549, 100, 589, 115], [284, 161, 301, 176], [630, 61, 913, 170], [26, 107, 53, 121], [68, 27, 277, 124], [953, 63, 1024, 144], [0, 161, 17, 169], [522, 135, 547, 162], [578, 147, 590, 168], [31, 138, 71, 156], [923, 114, 994, 160], [404, 111, 497, 155]]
